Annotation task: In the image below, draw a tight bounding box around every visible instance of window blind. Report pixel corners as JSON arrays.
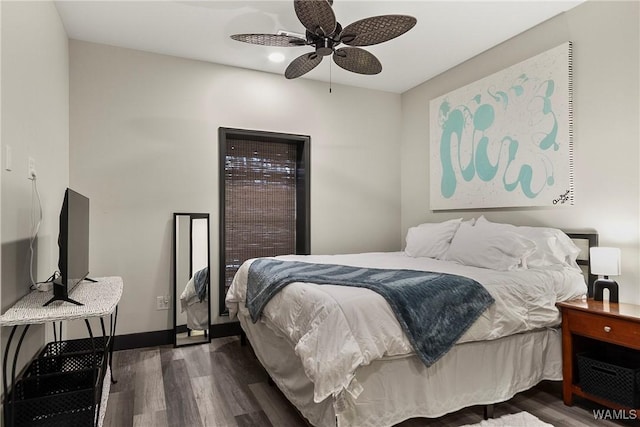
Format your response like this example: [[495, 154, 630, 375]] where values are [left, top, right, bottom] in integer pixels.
[[223, 139, 298, 300]]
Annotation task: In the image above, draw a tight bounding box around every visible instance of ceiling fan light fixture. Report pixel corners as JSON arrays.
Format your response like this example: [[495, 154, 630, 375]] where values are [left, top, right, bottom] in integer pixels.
[[268, 52, 286, 63]]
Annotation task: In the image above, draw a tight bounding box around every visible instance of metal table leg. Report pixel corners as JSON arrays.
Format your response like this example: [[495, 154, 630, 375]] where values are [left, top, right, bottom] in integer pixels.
[[3, 325, 31, 427], [109, 306, 118, 384]]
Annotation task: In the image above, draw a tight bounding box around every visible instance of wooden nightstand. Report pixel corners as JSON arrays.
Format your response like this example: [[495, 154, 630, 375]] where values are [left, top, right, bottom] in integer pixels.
[[557, 299, 640, 410]]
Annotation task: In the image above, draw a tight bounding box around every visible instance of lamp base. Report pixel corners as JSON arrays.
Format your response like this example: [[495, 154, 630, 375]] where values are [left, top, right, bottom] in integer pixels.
[[593, 279, 619, 303]]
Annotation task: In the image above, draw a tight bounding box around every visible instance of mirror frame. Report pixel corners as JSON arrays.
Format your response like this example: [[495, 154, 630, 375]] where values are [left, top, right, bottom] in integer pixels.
[[173, 212, 211, 348]]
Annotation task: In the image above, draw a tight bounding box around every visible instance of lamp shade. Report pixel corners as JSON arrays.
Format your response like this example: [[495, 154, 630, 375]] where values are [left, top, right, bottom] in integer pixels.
[[590, 247, 621, 276]]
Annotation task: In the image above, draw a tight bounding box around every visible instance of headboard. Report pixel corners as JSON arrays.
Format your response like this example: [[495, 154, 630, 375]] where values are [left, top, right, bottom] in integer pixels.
[[566, 231, 598, 298]]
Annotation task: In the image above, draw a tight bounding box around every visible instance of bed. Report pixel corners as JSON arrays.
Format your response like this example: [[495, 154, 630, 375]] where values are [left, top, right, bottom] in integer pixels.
[[225, 217, 596, 427]]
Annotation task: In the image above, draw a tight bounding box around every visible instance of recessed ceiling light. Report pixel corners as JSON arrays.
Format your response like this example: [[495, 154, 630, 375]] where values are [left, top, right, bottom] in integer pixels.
[[268, 52, 285, 63]]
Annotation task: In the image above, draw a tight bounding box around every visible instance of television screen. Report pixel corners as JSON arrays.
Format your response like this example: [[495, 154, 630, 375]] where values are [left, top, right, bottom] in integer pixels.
[[45, 188, 90, 306]]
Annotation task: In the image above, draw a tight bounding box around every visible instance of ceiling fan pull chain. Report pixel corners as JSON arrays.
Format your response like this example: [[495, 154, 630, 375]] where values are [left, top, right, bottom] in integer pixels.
[[329, 59, 332, 93]]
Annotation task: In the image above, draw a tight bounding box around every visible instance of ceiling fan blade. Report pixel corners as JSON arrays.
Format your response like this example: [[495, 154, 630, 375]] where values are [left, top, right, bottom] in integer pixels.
[[333, 47, 382, 75], [230, 34, 307, 47], [285, 52, 323, 79], [294, 0, 337, 37], [340, 15, 417, 46]]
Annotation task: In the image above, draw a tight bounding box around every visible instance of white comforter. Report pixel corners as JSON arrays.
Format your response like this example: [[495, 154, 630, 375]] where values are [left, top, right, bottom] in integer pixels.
[[180, 277, 209, 331], [225, 252, 586, 403]]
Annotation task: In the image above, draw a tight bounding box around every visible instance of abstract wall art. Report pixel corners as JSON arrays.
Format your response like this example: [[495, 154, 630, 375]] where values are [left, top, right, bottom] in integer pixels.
[[429, 42, 573, 210]]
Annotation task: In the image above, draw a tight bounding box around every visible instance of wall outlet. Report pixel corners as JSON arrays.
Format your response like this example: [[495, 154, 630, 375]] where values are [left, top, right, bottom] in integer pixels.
[[156, 295, 170, 310], [28, 157, 36, 180]]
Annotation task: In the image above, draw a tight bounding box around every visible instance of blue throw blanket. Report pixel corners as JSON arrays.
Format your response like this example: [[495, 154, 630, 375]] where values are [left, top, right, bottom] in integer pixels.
[[247, 259, 495, 367], [194, 267, 209, 302]]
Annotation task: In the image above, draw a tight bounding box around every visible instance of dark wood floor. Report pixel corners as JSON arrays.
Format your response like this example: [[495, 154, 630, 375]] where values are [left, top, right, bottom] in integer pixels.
[[104, 336, 635, 427]]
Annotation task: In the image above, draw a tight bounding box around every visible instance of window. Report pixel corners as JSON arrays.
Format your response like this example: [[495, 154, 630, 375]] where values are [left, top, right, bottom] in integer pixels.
[[218, 128, 310, 315]]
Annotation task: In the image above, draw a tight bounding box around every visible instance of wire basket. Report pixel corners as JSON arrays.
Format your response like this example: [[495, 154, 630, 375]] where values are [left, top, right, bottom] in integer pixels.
[[24, 352, 103, 378], [577, 348, 640, 408], [38, 337, 108, 359], [4, 367, 101, 427], [4, 340, 108, 427]]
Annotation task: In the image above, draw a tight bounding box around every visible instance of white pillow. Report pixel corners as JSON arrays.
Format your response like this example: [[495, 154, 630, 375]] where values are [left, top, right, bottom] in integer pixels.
[[476, 216, 580, 269], [475, 215, 518, 231], [462, 217, 477, 226], [518, 227, 580, 269], [446, 221, 536, 271], [405, 218, 463, 259]]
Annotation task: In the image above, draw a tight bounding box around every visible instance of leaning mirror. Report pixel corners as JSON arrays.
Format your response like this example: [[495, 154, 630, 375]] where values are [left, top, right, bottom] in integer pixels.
[[173, 213, 211, 347]]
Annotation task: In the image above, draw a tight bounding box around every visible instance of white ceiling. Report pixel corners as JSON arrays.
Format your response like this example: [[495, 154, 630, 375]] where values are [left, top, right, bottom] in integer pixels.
[[55, 1, 584, 94]]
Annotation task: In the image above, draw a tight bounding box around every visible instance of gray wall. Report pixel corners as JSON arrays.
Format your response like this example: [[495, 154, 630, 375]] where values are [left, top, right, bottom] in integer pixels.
[[400, 1, 640, 303], [69, 40, 402, 334], [0, 0, 69, 410]]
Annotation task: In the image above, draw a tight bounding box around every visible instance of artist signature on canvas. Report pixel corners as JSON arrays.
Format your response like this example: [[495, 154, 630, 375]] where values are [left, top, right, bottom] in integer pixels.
[[553, 189, 571, 204]]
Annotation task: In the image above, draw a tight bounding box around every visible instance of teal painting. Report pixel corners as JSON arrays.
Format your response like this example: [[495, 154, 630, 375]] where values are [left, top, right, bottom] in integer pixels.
[[429, 42, 573, 210]]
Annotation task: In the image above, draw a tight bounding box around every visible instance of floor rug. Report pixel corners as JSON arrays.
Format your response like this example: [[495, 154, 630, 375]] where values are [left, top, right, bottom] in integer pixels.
[[462, 411, 554, 427]]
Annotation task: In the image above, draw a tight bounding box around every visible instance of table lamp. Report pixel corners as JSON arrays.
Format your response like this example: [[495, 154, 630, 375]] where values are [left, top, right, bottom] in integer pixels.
[[589, 247, 620, 303]]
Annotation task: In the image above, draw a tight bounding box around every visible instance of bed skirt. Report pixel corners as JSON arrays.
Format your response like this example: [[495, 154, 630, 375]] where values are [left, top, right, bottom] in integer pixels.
[[238, 312, 562, 427]]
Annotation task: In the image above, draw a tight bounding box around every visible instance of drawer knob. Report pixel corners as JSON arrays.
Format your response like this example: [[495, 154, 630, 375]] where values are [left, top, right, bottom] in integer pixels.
[[604, 326, 612, 333]]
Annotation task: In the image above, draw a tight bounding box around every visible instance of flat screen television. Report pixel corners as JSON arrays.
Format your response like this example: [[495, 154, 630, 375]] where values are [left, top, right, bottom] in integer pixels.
[[44, 188, 91, 306]]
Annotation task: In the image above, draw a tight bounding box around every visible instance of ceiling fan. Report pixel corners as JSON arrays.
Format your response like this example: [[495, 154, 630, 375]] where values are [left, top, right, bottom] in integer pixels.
[[230, 0, 417, 79]]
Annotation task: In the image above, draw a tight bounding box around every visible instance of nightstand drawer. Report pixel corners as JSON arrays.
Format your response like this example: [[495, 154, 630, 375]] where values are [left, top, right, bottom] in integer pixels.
[[568, 310, 640, 349]]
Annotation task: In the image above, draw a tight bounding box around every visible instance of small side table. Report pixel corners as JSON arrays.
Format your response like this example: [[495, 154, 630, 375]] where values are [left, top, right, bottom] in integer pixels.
[[0, 277, 123, 427], [557, 298, 640, 410]]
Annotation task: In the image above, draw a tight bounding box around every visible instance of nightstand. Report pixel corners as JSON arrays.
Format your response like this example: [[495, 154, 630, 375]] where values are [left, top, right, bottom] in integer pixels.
[[557, 299, 640, 410]]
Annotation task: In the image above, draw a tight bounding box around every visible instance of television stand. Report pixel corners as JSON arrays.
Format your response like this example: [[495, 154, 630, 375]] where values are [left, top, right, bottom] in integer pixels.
[[0, 277, 123, 427]]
